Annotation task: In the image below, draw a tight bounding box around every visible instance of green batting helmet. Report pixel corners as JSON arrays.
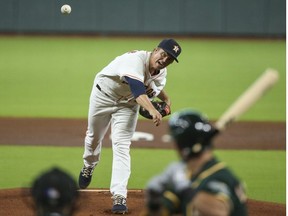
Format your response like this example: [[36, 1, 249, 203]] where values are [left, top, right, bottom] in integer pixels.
[[168, 109, 217, 161]]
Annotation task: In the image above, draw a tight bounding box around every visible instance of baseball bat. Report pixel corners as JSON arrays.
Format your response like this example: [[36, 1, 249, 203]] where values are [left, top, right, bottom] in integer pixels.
[[214, 68, 279, 131]]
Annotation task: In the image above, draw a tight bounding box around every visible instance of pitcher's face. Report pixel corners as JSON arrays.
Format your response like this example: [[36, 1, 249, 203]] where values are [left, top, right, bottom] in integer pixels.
[[149, 48, 174, 71]]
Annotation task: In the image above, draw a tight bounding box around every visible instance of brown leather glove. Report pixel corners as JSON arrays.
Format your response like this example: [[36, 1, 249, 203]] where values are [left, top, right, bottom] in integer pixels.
[[139, 101, 171, 119]]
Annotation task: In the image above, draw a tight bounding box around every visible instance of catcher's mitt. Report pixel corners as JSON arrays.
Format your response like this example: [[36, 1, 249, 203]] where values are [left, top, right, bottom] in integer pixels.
[[139, 101, 171, 119]]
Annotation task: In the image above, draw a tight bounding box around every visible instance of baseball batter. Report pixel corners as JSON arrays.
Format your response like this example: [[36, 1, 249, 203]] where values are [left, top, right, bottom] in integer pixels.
[[142, 109, 248, 216], [78, 39, 182, 214]]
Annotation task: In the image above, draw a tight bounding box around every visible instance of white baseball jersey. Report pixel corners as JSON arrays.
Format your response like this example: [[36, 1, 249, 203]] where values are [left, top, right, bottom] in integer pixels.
[[95, 50, 167, 102]]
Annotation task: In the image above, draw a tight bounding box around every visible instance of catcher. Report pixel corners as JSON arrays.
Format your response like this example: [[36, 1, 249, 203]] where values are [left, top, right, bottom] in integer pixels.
[[31, 167, 79, 216], [142, 109, 248, 216]]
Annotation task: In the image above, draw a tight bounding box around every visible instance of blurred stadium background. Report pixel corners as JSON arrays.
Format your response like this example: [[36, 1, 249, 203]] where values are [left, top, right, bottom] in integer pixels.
[[0, 0, 285, 37]]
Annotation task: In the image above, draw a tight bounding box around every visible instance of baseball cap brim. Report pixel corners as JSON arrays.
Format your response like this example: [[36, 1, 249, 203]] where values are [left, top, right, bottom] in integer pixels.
[[162, 48, 179, 63]]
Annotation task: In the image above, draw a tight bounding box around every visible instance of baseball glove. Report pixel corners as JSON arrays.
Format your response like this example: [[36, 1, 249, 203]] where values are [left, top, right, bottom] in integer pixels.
[[139, 101, 171, 119]]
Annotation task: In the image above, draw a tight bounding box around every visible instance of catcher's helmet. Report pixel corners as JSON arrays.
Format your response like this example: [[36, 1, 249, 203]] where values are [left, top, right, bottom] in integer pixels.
[[31, 167, 78, 215], [168, 109, 217, 161]]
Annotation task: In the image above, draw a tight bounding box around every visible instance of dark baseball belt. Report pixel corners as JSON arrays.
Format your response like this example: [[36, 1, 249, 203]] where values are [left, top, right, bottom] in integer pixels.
[[96, 84, 111, 98]]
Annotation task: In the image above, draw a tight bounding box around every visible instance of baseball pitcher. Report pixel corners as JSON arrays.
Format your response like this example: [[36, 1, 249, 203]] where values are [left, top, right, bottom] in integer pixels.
[[78, 39, 182, 214]]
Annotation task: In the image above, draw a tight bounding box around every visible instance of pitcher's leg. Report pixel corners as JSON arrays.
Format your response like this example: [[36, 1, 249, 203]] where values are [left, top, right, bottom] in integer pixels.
[[110, 140, 131, 197], [80, 86, 113, 189], [83, 115, 111, 167], [110, 106, 138, 197], [82, 85, 113, 166], [80, 113, 111, 189]]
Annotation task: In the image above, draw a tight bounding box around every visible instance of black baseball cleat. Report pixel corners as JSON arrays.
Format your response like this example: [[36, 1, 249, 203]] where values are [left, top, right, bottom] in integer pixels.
[[78, 166, 94, 189], [111, 194, 128, 214]]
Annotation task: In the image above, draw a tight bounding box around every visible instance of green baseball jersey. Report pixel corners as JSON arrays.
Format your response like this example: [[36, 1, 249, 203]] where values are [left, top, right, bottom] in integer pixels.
[[147, 158, 248, 216], [186, 157, 248, 216]]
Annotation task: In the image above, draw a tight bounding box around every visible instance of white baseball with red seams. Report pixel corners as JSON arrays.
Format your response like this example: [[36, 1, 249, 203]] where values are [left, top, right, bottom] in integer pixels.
[[61, 4, 71, 14]]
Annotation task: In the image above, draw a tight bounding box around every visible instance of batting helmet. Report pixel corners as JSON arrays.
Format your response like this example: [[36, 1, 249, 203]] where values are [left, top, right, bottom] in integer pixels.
[[168, 109, 217, 161]]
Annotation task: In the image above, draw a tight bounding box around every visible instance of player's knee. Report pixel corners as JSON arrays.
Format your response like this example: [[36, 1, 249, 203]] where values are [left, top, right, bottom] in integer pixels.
[[113, 142, 131, 152]]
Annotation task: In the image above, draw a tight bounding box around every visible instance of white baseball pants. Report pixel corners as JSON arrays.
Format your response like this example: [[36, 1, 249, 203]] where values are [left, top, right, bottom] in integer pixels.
[[83, 84, 138, 198]]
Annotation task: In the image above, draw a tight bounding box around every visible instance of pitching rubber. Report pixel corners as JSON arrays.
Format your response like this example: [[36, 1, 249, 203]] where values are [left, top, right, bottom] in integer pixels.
[[78, 189, 143, 193]]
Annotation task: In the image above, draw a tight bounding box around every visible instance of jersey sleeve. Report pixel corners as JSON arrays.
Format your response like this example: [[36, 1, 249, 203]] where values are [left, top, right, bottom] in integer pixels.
[[146, 162, 189, 193], [118, 52, 146, 82], [204, 180, 232, 197], [198, 179, 235, 211], [124, 76, 146, 98]]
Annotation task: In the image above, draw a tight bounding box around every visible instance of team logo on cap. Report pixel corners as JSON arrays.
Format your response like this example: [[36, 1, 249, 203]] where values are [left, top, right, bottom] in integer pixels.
[[173, 45, 180, 53]]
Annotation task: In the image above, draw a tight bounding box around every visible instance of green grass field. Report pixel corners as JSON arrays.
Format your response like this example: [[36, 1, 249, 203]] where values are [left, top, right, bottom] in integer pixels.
[[0, 146, 285, 203], [0, 36, 285, 204], [0, 36, 285, 120]]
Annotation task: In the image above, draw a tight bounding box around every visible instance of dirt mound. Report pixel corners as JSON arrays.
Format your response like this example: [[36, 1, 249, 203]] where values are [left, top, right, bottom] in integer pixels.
[[0, 189, 285, 216]]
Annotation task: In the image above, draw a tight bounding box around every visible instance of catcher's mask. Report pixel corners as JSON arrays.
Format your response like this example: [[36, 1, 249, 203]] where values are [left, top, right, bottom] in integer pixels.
[[168, 109, 217, 161], [31, 167, 78, 215]]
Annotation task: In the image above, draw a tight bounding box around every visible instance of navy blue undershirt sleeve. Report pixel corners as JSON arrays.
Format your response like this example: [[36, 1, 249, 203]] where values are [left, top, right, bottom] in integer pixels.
[[125, 76, 146, 98]]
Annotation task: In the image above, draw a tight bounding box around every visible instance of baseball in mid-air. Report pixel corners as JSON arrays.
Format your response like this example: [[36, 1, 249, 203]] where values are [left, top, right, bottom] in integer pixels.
[[61, 4, 71, 14]]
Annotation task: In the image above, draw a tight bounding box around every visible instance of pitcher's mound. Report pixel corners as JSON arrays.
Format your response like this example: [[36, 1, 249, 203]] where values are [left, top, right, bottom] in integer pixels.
[[0, 189, 285, 216]]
